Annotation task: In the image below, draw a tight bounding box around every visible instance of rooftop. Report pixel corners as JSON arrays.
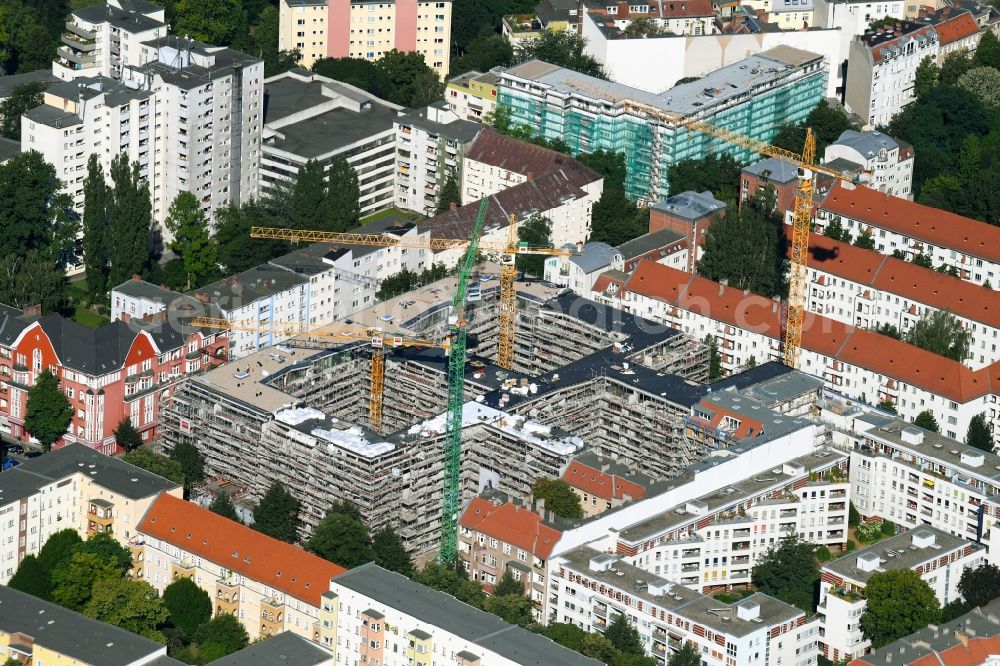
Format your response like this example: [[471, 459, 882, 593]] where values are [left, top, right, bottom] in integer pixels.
[[138, 494, 346, 606], [0, 70, 59, 99], [190, 265, 309, 313], [823, 526, 980, 585], [264, 103, 399, 159], [205, 631, 332, 666], [465, 127, 601, 189], [742, 157, 800, 183], [617, 228, 687, 260], [113, 278, 182, 305], [570, 242, 622, 273], [459, 496, 562, 559], [74, 1, 165, 31], [562, 455, 648, 502], [0, 136, 19, 164], [827, 129, 902, 159], [863, 419, 1000, 485], [0, 586, 166, 664], [332, 563, 602, 665], [23, 104, 82, 129], [0, 442, 179, 507], [651, 190, 727, 221], [395, 101, 481, 143]]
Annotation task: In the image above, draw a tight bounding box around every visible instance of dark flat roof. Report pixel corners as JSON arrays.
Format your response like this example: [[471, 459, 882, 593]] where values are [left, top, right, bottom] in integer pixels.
[[265, 104, 398, 159], [205, 632, 332, 665]]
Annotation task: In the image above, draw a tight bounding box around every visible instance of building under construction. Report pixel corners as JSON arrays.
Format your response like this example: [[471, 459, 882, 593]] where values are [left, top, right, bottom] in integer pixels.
[[160, 274, 763, 557]]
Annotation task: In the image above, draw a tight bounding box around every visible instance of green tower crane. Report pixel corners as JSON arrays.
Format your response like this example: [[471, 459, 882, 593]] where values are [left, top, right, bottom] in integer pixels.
[[438, 198, 489, 564]]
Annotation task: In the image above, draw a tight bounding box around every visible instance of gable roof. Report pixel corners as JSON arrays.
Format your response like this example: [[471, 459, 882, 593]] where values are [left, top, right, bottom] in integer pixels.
[[138, 494, 345, 606], [821, 182, 1000, 263], [464, 127, 601, 189], [562, 460, 647, 502], [459, 497, 561, 559], [929, 8, 979, 45]]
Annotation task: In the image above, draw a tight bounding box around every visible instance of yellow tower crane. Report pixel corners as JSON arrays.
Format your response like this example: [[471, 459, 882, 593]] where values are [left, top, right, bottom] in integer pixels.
[[248, 225, 576, 370], [190, 317, 447, 431], [621, 100, 858, 368]]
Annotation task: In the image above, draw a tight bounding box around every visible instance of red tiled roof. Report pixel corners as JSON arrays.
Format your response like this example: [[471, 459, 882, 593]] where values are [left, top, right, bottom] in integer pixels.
[[592, 272, 626, 294], [821, 183, 1000, 263], [138, 494, 345, 606], [459, 498, 561, 559], [691, 401, 766, 439], [852, 634, 1000, 666], [623, 260, 996, 403], [791, 229, 1000, 329], [652, 0, 716, 18], [932, 10, 979, 45], [562, 461, 647, 502], [465, 127, 600, 189]]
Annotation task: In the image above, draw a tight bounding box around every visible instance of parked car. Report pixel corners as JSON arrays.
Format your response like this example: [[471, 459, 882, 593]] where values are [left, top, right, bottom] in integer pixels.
[[4, 444, 23, 455]]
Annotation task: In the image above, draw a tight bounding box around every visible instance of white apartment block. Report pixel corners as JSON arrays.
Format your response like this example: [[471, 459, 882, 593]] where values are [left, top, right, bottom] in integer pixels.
[[394, 101, 480, 216], [604, 260, 1000, 449], [322, 563, 599, 665], [551, 547, 821, 666], [741, 0, 815, 29], [278, 0, 453, 78], [849, 420, 1000, 540], [22, 77, 156, 214], [445, 68, 500, 123], [816, 182, 1000, 286], [844, 21, 938, 127], [110, 278, 183, 322], [800, 232, 1000, 370], [0, 443, 180, 583], [55, 0, 167, 81], [823, 130, 914, 198], [544, 242, 624, 292], [262, 70, 402, 217], [133, 493, 345, 642], [818, 527, 984, 661], [813, 0, 906, 84], [123, 37, 264, 229]]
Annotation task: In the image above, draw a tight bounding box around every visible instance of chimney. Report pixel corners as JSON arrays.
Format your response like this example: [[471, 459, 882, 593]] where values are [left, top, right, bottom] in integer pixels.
[[718, 278, 728, 296], [955, 631, 969, 648], [132, 273, 142, 281], [449, 202, 457, 211], [21, 304, 42, 318], [772, 295, 780, 313]]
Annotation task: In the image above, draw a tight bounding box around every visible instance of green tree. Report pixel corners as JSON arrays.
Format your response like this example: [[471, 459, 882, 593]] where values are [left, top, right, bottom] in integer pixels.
[[972, 30, 1000, 69], [0, 249, 68, 314], [122, 448, 185, 487], [194, 613, 249, 660], [705, 334, 723, 382], [581, 632, 618, 663], [824, 216, 851, 243], [307, 505, 374, 568], [113, 417, 143, 453], [0, 81, 44, 140], [854, 229, 876, 250], [450, 33, 513, 75], [376, 49, 444, 108], [957, 66, 1000, 109], [36, 529, 82, 580], [107, 154, 152, 288], [914, 56, 939, 98], [252, 482, 301, 543], [0, 150, 79, 263], [698, 190, 784, 297], [312, 57, 393, 99], [415, 560, 485, 608], [588, 187, 646, 246], [251, 5, 299, 77], [82, 154, 110, 297], [162, 577, 211, 639], [860, 569, 940, 648], [667, 153, 741, 202], [484, 592, 534, 627], [918, 175, 967, 214], [623, 16, 663, 37], [579, 150, 628, 191], [532, 477, 583, 519], [877, 399, 898, 414], [8, 554, 48, 599], [173, 0, 247, 47], [940, 49, 973, 85], [959, 563, 1000, 608], [904, 309, 971, 361], [51, 551, 121, 611], [164, 192, 217, 290], [668, 642, 702, 666], [913, 410, 940, 433], [25, 368, 72, 452], [213, 200, 291, 274], [605, 614, 645, 655], [875, 323, 901, 339], [85, 578, 169, 642], [372, 526, 413, 577], [966, 413, 993, 453], [515, 215, 552, 276], [804, 99, 855, 151], [209, 493, 241, 522], [494, 570, 524, 597], [544, 623, 587, 651], [326, 157, 360, 232], [515, 31, 605, 78], [751, 535, 818, 612], [437, 172, 462, 213], [291, 160, 329, 232], [74, 532, 130, 571], [170, 441, 205, 495]]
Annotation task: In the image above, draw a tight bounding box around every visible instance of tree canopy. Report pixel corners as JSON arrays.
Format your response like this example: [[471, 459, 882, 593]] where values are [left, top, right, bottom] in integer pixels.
[[164, 192, 218, 290], [437, 172, 462, 213], [515, 215, 552, 276], [966, 413, 993, 453], [213, 198, 292, 274], [668, 643, 702, 666], [751, 535, 818, 612], [51, 551, 121, 611], [170, 441, 205, 495], [25, 368, 72, 451], [514, 31, 605, 78], [252, 482, 301, 543], [209, 493, 242, 522], [372, 526, 413, 577], [193, 613, 249, 661], [913, 410, 940, 433], [107, 154, 152, 288], [860, 569, 940, 649], [904, 310, 971, 361], [450, 33, 513, 76], [113, 417, 143, 453], [8, 554, 48, 599], [605, 614, 645, 656], [414, 560, 486, 608], [163, 577, 212, 639], [82, 154, 110, 297], [0, 81, 44, 140], [307, 503, 375, 568], [959, 563, 1000, 609], [532, 477, 583, 519], [173, 0, 248, 47], [122, 448, 186, 487], [85, 578, 170, 643]]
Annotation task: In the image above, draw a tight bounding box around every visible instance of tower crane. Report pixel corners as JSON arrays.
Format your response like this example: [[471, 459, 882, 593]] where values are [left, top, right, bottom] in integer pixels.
[[249, 220, 575, 370], [620, 100, 858, 368], [188, 317, 448, 431]]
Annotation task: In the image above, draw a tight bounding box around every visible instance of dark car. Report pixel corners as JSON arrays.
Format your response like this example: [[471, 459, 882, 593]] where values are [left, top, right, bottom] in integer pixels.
[[4, 444, 23, 455], [24, 451, 42, 458]]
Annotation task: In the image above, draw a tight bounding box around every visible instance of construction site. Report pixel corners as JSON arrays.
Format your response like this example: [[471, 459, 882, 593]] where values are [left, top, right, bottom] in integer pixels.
[[158, 265, 726, 558]]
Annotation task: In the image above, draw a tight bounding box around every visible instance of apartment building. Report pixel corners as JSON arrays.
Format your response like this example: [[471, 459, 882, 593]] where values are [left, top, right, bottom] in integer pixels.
[[262, 69, 403, 217], [445, 68, 501, 122], [813, 0, 906, 80], [823, 130, 914, 198], [608, 259, 1000, 445], [849, 419, 1000, 540], [618, 228, 689, 274], [0, 305, 226, 452], [458, 495, 561, 621], [798, 231, 1000, 370], [134, 493, 346, 641], [925, 6, 982, 62], [741, 158, 799, 216], [499, 47, 826, 202], [815, 182, 1000, 285], [543, 242, 624, 291], [648, 191, 727, 272], [322, 563, 600, 665], [277, 0, 453, 77], [394, 101, 480, 215], [845, 21, 938, 126], [818, 527, 984, 661], [0, 585, 173, 665], [55, 0, 167, 81], [561, 453, 649, 518], [209, 632, 334, 666], [551, 546, 821, 666], [0, 442, 180, 582], [585, 1, 717, 36], [111, 278, 184, 321]]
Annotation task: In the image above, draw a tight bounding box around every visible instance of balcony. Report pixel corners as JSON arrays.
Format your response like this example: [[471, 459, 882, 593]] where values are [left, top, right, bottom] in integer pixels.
[[57, 45, 96, 65], [62, 32, 96, 51], [681, 548, 700, 558], [66, 20, 97, 39], [87, 498, 114, 534], [171, 558, 196, 581]]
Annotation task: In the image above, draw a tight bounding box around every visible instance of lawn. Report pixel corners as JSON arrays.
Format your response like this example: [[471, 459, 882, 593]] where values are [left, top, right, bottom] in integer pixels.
[[63, 280, 109, 329], [72, 305, 109, 329], [359, 207, 422, 226]]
